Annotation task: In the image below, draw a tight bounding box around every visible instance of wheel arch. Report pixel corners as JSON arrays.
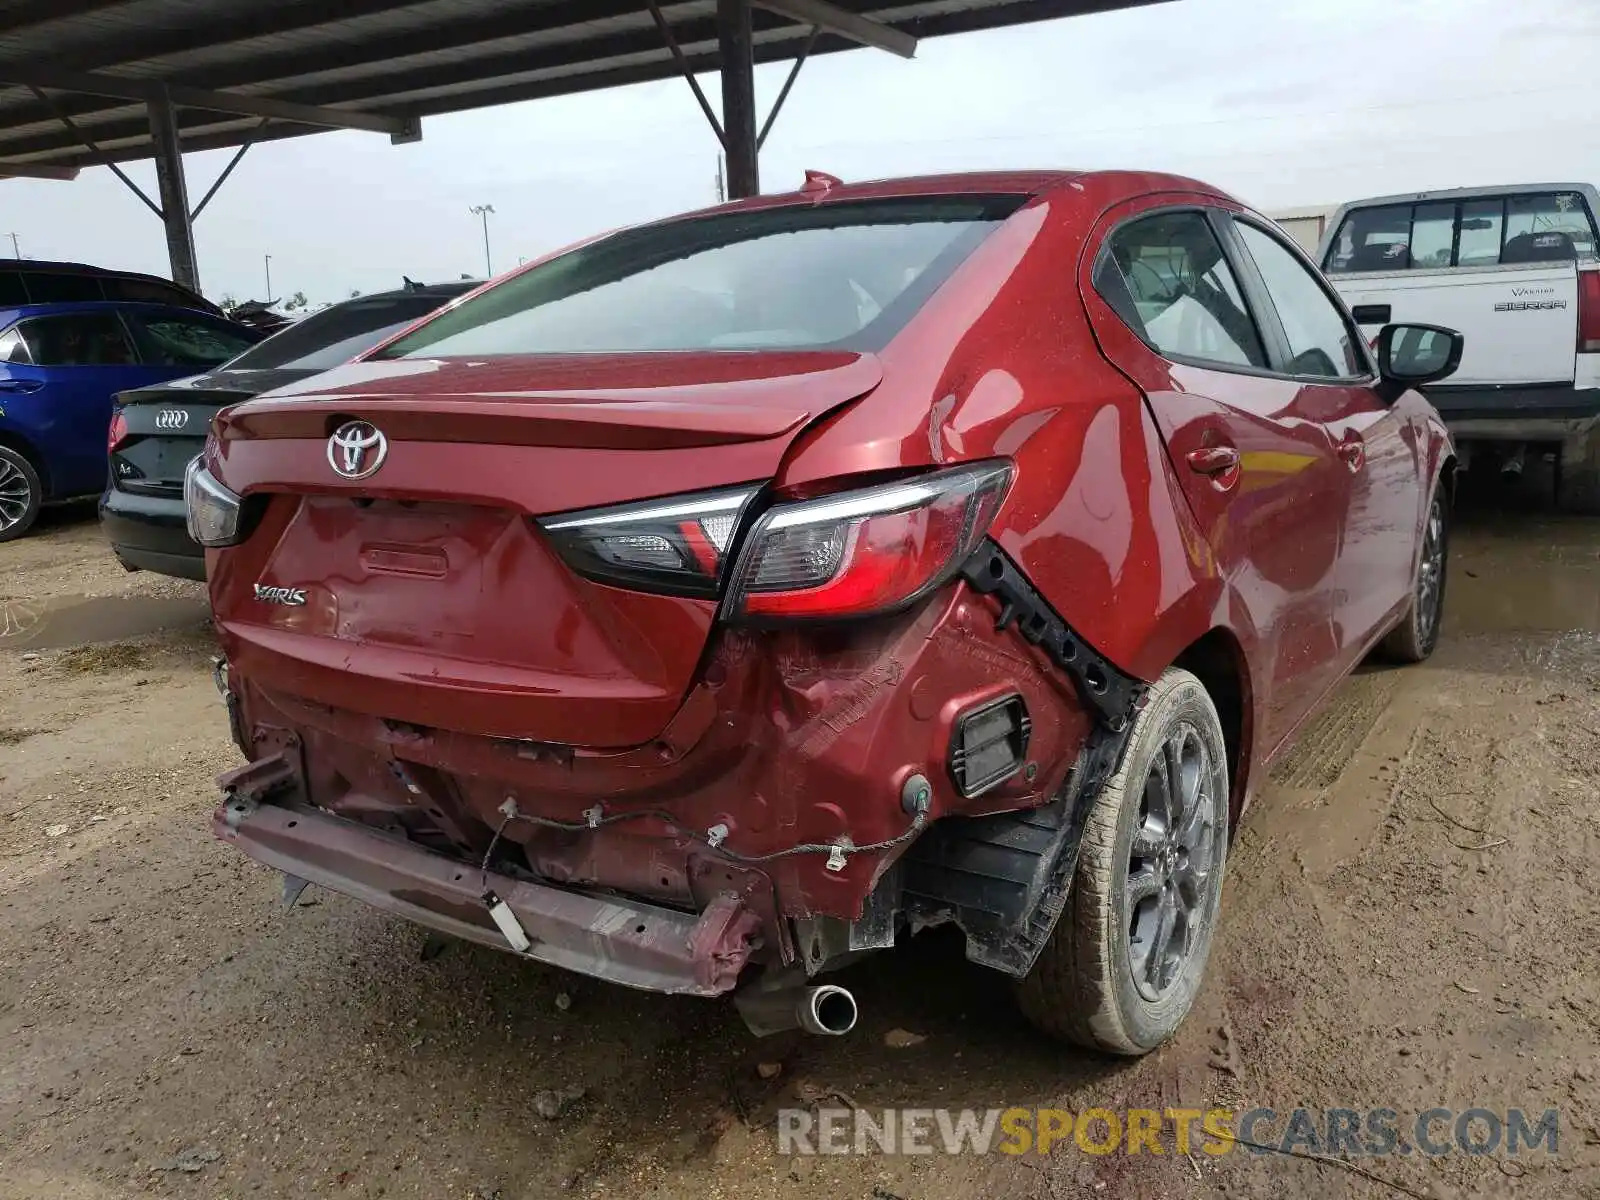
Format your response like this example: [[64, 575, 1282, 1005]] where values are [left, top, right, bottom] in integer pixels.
[[1170, 627, 1253, 824]]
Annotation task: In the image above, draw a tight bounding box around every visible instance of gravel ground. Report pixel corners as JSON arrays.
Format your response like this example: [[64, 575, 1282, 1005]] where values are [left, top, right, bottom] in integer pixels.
[[2, 493, 1598, 1200]]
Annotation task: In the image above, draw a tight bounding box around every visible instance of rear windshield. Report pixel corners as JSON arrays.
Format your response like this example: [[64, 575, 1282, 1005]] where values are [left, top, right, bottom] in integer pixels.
[[1325, 190, 1599, 272], [373, 195, 1025, 358], [226, 293, 466, 371]]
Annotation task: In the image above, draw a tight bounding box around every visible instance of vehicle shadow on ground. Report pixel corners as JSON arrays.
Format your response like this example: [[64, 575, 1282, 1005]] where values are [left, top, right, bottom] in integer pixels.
[[286, 897, 1135, 1188], [30, 497, 100, 533]]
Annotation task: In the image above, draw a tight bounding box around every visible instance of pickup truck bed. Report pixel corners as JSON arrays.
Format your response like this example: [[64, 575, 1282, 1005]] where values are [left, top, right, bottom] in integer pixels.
[[1319, 183, 1600, 512]]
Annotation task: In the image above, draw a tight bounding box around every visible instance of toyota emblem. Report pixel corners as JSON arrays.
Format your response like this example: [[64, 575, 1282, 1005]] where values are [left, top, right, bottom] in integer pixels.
[[327, 420, 387, 480], [154, 408, 189, 431]]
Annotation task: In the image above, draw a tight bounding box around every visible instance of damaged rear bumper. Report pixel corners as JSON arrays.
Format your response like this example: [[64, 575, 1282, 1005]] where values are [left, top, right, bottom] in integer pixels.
[[215, 793, 761, 996]]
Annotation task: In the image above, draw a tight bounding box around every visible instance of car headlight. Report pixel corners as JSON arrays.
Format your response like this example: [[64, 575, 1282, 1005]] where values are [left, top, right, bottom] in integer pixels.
[[184, 457, 245, 548]]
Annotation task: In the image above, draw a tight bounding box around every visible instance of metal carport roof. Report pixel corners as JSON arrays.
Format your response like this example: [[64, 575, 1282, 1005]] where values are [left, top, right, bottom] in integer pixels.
[[0, 0, 1167, 290]]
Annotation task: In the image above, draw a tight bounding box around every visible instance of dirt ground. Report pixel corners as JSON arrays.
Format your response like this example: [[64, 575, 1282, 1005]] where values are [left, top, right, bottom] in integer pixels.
[[2, 486, 1598, 1200]]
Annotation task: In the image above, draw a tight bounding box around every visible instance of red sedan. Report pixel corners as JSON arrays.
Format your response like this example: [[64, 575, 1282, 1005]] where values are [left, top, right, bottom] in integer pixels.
[[190, 170, 1460, 1053]]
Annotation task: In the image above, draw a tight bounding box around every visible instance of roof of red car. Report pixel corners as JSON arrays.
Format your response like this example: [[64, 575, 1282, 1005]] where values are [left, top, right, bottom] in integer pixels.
[[702, 168, 1235, 214]]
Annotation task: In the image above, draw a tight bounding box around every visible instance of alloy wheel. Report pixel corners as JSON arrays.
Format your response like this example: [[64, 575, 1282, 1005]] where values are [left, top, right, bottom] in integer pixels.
[[1416, 497, 1445, 647], [0, 456, 31, 532], [1126, 722, 1219, 1002]]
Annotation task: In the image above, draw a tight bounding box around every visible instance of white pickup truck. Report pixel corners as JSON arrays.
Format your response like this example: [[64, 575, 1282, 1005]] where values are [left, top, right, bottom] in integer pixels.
[[1317, 183, 1600, 511]]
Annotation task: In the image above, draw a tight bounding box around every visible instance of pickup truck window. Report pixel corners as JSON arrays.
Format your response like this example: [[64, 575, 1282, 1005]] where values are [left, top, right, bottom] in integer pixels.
[[1410, 203, 1455, 269], [1328, 191, 1598, 273], [1458, 199, 1504, 267]]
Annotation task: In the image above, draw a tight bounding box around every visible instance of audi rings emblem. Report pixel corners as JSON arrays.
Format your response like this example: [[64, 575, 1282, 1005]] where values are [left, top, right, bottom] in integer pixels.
[[154, 408, 189, 431], [327, 420, 388, 480]]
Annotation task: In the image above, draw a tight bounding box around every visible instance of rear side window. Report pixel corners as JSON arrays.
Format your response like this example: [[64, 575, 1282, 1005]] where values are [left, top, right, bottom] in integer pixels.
[[374, 196, 1025, 357], [1326, 190, 1598, 272], [1234, 222, 1367, 378], [23, 272, 106, 302], [0, 327, 31, 364], [1094, 210, 1267, 370], [18, 313, 137, 365], [229, 294, 460, 371], [124, 311, 257, 368], [103, 277, 196, 307]]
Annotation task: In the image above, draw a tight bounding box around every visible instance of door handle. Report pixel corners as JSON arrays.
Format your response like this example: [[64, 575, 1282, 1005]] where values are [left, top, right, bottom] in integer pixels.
[[0, 378, 43, 393], [1338, 437, 1366, 472], [1186, 445, 1241, 475]]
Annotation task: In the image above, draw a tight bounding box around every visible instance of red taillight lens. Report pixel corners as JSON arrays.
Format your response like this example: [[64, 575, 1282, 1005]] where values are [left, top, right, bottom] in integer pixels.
[[1578, 269, 1600, 353], [107, 409, 128, 453], [538, 485, 756, 598], [727, 461, 1012, 620]]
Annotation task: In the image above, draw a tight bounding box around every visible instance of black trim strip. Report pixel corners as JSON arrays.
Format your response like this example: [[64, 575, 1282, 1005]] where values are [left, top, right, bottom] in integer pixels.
[[958, 540, 1143, 732]]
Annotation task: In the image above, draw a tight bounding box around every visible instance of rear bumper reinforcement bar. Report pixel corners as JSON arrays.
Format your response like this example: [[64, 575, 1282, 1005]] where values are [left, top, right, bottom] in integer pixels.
[[214, 796, 761, 996]]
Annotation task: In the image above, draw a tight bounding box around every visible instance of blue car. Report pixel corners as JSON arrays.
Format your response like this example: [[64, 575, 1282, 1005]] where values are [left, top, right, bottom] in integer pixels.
[[0, 301, 262, 541]]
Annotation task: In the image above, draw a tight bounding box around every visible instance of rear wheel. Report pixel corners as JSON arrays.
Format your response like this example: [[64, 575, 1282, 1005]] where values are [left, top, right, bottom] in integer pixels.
[[1017, 668, 1228, 1054], [1381, 487, 1447, 663], [0, 447, 42, 543]]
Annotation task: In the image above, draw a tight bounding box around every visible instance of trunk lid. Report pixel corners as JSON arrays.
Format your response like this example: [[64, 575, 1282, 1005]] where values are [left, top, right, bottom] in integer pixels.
[[210, 352, 881, 747], [112, 368, 316, 496]]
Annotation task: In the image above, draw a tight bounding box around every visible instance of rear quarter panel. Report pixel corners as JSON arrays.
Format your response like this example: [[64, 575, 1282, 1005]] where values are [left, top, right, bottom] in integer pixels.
[[777, 177, 1225, 687]]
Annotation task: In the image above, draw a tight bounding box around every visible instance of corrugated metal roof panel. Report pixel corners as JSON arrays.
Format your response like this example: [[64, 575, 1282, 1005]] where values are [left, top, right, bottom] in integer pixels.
[[0, 0, 1168, 168]]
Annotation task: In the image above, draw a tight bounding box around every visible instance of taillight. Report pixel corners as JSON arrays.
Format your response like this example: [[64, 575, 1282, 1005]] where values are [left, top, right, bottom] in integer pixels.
[[538, 485, 757, 598], [726, 461, 1012, 620], [184, 457, 247, 547], [1579, 269, 1600, 352], [107, 408, 128, 453]]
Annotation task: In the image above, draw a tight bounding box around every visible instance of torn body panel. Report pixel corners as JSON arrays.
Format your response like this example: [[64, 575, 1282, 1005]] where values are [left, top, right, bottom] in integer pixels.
[[214, 575, 1115, 988]]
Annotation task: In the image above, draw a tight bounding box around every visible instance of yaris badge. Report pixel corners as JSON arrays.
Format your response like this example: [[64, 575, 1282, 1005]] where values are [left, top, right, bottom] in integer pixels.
[[327, 420, 387, 480], [252, 584, 307, 606]]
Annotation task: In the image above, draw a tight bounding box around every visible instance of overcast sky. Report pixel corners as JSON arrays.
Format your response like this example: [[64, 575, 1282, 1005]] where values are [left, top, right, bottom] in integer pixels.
[[3, 0, 1596, 306]]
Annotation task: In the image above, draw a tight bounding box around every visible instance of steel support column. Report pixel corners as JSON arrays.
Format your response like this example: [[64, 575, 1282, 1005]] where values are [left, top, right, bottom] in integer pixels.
[[147, 87, 198, 291], [717, 0, 759, 198]]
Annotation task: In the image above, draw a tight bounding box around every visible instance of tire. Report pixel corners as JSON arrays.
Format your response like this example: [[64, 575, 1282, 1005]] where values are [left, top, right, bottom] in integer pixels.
[[1380, 486, 1448, 664], [0, 446, 42, 543], [1556, 463, 1600, 516], [1017, 667, 1229, 1054]]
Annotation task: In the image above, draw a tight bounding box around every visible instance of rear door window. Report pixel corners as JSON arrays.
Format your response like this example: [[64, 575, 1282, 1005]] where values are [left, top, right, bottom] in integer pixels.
[[1234, 221, 1368, 378], [1094, 210, 1267, 370], [374, 195, 1025, 357], [123, 310, 257, 368], [1327, 190, 1598, 271], [228, 294, 463, 371], [17, 313, 137, 365]]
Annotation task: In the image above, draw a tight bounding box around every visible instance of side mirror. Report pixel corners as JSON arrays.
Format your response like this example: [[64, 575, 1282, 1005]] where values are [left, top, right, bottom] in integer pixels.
[[1375, 323, 1463, 395]]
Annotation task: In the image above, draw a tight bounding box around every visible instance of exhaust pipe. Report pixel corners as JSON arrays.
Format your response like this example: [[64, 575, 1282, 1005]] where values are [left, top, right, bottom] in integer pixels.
[[735, 982, 858, 1037]]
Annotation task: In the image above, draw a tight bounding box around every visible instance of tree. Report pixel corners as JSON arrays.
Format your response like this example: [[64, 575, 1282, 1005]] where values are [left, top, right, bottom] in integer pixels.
[[283, 290, 309, 311], [348, 288, 362, 299]]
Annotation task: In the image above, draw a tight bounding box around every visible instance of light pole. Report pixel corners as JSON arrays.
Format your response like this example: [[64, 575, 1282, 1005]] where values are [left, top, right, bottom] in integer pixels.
[[263, 254, 273, 299], [470, 204, 495, 277], [6, 233, 18, 259]]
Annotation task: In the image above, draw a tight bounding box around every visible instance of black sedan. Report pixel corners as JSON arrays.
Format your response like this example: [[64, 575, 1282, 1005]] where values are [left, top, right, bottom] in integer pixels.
[[101, 280, 474, 580]]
